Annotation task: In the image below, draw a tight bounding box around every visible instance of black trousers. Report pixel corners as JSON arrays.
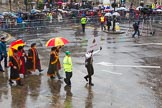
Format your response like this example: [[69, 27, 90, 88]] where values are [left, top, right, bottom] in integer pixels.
[[82, 24, 86, 33], [0, 61, 3, 71], [85, 64, 94, 84], [64, 72, 72, 85]]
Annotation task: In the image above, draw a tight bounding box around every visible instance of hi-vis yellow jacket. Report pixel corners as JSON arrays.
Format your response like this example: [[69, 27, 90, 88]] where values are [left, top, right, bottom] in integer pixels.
[[63, 56, 72, 72]]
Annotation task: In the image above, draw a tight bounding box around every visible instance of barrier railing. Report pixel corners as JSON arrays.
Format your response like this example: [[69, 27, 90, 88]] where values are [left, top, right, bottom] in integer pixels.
[[0, 15, 162, 31]]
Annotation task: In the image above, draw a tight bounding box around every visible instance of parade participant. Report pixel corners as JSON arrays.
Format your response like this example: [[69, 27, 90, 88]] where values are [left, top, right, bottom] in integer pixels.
[[84, 47, 102, 86], [55, 46, 63, 79], [106, 16, 112, 31], [63, 51, 73, 87], [100, 14, 106, 31], [80, 14, 87, 33], [18, 46, 26, 77], [132, 21, 140, 38], [26, 43, 43, 73], [0, 37, 7, 69], [47, 47, 58, 79], [8, 50, 23, 86]]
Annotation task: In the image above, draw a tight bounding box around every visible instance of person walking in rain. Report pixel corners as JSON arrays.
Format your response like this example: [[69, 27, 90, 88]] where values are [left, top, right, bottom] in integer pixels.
[[26, 43, 43, 74], [47, 47, 58, 79], [132, 21, 140, 38], [100, 14, 106, 31], [8, 50, 23, 86], [84, 47, 102, 86], [17, 46, 27, 77], [0, 37, 7, 70], [63, 51, 73, 87], [55, 46, 63, 79], [80, 14, 87, 33], [106, 16, 112, 31]]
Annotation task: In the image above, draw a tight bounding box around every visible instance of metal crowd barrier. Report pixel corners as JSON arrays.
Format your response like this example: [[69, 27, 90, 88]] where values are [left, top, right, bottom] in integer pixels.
[[0, 15, 162, 32]]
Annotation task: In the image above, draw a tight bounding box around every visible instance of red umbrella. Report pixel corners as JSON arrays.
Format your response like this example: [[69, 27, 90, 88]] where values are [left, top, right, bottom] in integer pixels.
[[9, 39, 25, 49], [46, 37, 69, 47]]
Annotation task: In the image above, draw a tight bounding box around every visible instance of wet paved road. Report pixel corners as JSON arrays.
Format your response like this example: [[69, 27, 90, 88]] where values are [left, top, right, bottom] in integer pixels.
[[0, 25, 162, 108]]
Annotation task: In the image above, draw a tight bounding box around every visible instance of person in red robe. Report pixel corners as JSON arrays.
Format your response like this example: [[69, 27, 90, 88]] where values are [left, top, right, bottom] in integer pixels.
[[18, 46, 27, 76], [55, 46, 62, 79], [26, 43, 43, 74]]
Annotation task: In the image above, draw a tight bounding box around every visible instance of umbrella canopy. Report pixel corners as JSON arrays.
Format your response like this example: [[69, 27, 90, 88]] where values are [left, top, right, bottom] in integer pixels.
[[116, 7, 128, 11], [9, 39, 25, 49], [31, 9, 41, 14], [8, 39, 25, 56], [46, 37, 69, 47], [0, 15, 4, 19], [104, 9, 112, 12], [112, 12, 120, 16], [156, 9, 162, 12], [104, 12, 112, 16], [136, 6, 143, 10]]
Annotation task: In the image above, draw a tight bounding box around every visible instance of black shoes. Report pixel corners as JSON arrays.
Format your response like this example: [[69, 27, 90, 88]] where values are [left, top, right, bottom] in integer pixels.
[[9, 79, 14, 86], [17, 80, 23, 86], [58, 77, 63, 79], [50, 76, 55, 79], [39, 69, 43, 72], [84, 77, 88, 82], [89, 83, 94, 86], [0, 70, 5, 72]]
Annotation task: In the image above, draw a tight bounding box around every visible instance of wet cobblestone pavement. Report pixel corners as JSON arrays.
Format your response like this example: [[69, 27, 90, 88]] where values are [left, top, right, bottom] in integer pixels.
[[0, 24, 162, 108]]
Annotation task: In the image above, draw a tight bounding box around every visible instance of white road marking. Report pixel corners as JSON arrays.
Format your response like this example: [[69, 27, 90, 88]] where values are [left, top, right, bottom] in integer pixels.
[[96, 62, 113, 65], [133, 43, 162, 46], [102, 70, 123, 75], [96, 62, 160, 69]]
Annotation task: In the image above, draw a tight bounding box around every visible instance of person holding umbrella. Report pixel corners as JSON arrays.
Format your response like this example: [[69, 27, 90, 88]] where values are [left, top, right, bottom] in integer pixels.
[[47, 47, 59, 79], [84, 47, 102, 86], [55, 46, 63, 79], [63, 51, 73, 87], [46, 37, 69, 79]]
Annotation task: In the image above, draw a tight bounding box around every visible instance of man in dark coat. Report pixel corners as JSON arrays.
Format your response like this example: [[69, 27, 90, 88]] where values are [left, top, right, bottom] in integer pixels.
[[132, 21, 140, 38], [26, 43, 43, 73], [9, 50, 23, 86], [106, 16, 112, 31], [84, 47, 102, 86]]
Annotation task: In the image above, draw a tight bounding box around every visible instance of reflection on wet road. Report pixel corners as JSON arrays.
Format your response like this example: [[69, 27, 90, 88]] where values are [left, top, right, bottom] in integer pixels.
[[0, 25, 162, 108]]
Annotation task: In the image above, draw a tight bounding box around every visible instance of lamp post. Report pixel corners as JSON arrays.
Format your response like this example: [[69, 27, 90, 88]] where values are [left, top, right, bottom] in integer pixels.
[[111, 0, 117, 32], [24, 0, 28, 11], [9, 0, 11, 11]]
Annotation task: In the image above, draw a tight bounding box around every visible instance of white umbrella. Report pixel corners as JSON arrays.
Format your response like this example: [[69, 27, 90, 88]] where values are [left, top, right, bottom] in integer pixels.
[[0, 15, 4, 19], [2, 12, 10, 16], [112, 12, 120, 16], [156, 9, 162, 12], [116, 7, 128, 11], [31, 9, 41, 14], [105, 12, 112, 16], [136, 6, 143, 10]]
